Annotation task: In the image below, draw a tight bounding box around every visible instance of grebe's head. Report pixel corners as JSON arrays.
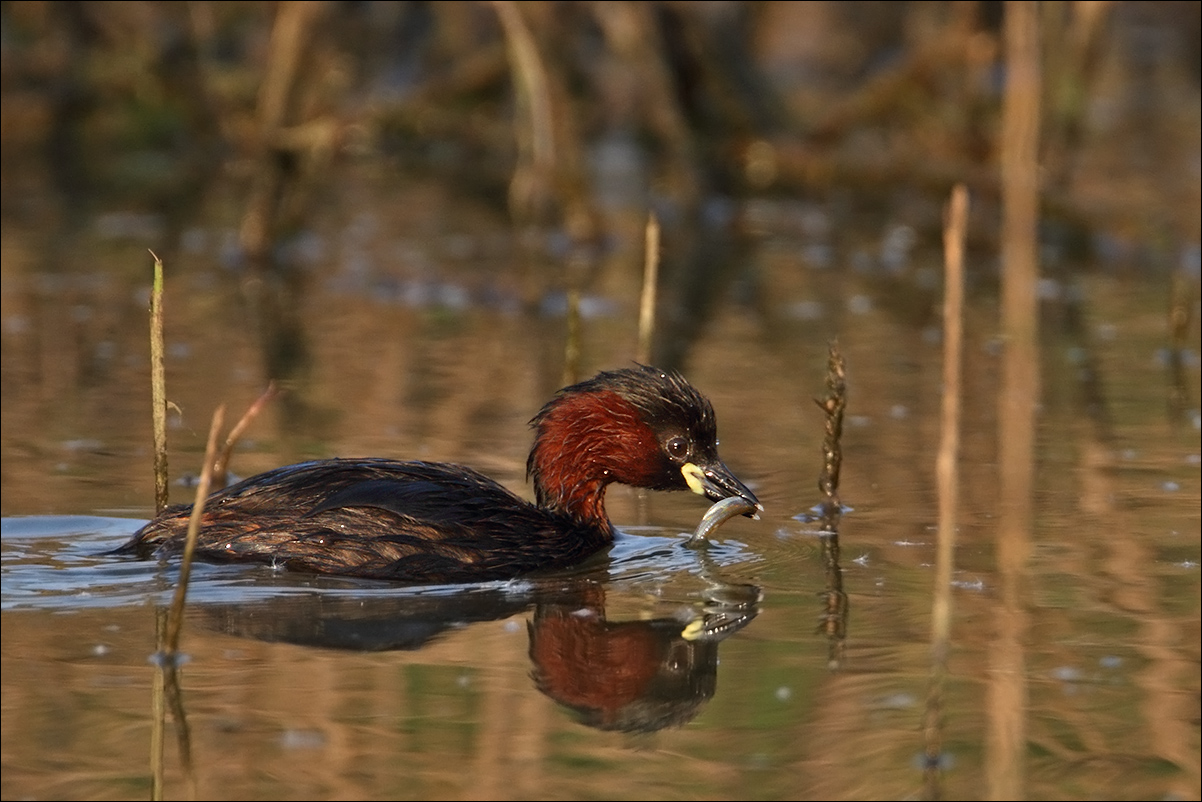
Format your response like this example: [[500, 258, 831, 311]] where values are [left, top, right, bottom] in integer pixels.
[[527, 365, 761, 526]]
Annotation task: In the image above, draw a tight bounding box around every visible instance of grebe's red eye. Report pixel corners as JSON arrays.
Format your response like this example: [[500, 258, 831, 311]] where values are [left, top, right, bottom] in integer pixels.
[[665, 436, 690, 461]]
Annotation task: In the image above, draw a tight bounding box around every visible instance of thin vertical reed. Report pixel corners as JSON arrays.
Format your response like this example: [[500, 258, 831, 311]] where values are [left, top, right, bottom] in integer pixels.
[[923, 183, 969, 797], [149, 251, 169, 514], [815, 342, 846, 514], [163, 405, 226, 656], [933, 184, 967, 652], [814, 342, 848, 669], [989, 3, 1042, 800], [637, 213, 660, 364]]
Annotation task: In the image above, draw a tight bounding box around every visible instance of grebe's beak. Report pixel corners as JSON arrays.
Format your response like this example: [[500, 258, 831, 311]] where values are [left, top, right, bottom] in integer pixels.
[[681, 462, 763, 520]]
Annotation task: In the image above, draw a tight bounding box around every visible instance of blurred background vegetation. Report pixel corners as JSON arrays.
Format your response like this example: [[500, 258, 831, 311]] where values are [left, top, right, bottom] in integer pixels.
[[1, 14, 1198, 797], [2, 0, 1198, 282]]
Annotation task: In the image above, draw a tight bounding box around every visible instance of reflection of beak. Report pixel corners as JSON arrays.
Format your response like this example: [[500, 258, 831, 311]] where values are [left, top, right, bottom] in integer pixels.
[[682, 462, 763, 519], [681, 608, 759, 642], [682, 582, 762, 641]]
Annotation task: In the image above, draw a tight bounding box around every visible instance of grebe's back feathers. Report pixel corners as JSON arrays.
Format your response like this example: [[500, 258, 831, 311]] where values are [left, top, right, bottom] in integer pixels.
[[120, 458, 607, 583]]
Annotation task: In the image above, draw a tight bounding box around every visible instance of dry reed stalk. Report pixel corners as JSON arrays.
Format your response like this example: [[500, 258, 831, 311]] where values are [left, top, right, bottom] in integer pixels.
[[814, 342, 848, 669], [932, 183, 968, 651], [988, 3, 1042, 799], [814, 342, 846, 514], [149, 251, 169, 514], [163, 405, 226, 656], [923, 183, 969, 793], [637, 213, 661, 365], [212, 383, 279, 489]]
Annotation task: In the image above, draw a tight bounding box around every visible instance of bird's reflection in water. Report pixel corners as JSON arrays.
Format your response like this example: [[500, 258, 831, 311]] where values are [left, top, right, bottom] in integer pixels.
[[201, 583, 533, 652], [198, 561, 760, 733], [529, 581, 758, 732]]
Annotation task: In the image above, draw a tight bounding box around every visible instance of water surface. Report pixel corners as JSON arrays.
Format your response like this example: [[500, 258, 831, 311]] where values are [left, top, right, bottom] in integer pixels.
[[2, 166, 1199, 801]]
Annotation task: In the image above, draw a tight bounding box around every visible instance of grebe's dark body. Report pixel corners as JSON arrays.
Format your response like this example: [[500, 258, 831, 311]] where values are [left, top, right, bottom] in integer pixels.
[[117, 365, 760, 583]]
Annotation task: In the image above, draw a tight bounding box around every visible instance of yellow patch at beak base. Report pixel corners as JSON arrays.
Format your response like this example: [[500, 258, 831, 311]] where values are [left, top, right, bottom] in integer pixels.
[[681, 463, 707, 496]]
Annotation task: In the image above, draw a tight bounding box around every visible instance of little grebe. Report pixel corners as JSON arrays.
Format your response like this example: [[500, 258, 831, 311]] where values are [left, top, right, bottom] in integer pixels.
[[116, 365, 761, 583]]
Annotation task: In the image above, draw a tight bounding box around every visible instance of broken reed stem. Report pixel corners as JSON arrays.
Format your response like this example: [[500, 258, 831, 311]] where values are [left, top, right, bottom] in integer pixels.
[[924, 183, 969, 783], [212, 382, 279, 489], [814, 341, 846, 515], [637, 212, 660, 365], [149, 251, 169, 514], [813, 341, 848, 669], [163, 404, 226, 656]]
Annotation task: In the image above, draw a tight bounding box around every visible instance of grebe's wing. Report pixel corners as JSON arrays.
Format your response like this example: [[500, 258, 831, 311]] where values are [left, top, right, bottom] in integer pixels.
[[305, 479, 455, 519]]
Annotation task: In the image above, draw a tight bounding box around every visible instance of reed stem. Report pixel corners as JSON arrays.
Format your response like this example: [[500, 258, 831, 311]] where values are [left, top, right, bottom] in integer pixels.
[[923, 183, 969, 794], [637, 213, 660, 364], [149, 251, 169, 514], [163, 405, 225, 655]]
